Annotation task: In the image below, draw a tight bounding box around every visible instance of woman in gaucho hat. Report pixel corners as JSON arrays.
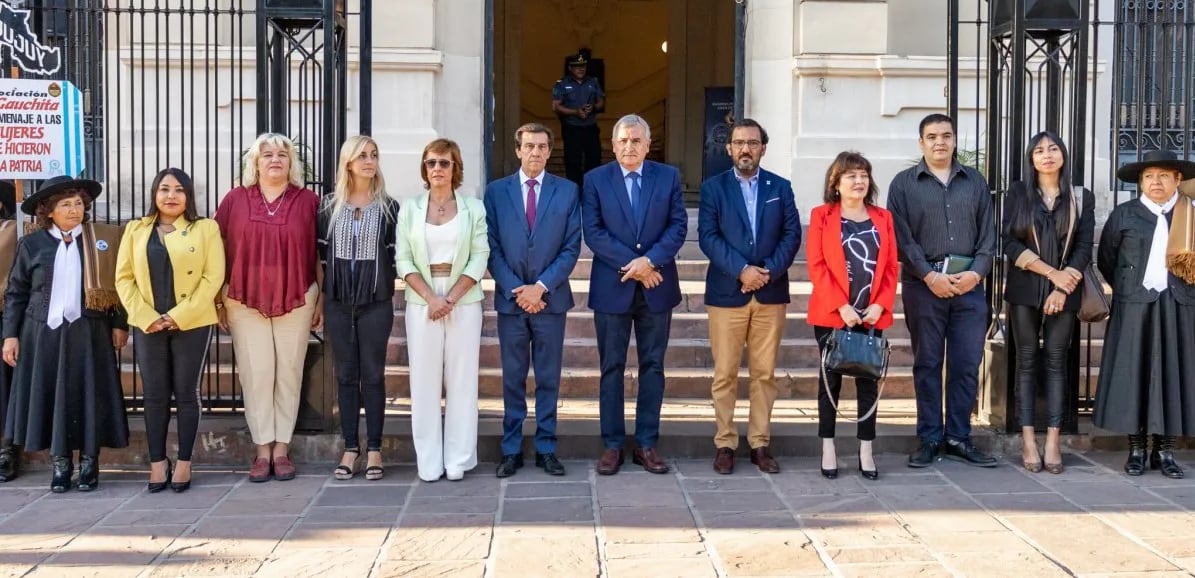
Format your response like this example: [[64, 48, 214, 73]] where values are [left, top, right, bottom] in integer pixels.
[[1, 176, 129, 493], [0, 181, 18, 482], [1094, 150, 1195, 479]]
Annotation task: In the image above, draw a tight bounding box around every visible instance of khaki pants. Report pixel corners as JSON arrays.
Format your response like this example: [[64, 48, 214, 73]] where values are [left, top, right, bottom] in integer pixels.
[[226, 283, 319, 445], [708, 298, 786, 449]]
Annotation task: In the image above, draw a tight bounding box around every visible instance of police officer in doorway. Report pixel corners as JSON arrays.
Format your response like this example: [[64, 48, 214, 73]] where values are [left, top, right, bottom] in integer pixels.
[[552, 52, 605, 188]]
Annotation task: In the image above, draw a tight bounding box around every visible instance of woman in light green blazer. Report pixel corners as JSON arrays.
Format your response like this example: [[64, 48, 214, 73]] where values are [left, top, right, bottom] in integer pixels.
[[396, 138, 489, 482]]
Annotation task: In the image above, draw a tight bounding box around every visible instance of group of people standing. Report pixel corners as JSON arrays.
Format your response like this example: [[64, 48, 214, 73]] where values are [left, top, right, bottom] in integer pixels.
[[0, 109, 1189, 492]]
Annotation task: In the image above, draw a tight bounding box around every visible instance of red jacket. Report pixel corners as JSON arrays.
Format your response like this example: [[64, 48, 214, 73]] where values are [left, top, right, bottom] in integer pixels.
[[806, 203, 899, 329]]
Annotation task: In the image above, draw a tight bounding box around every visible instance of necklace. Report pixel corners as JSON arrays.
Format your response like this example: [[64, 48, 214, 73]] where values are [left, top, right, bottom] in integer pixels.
[[261, 189, 288, 216], [430, 197, 455, 215]]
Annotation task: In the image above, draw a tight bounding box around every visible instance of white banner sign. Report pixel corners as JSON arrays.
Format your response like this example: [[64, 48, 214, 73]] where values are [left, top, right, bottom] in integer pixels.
[[0, 78, 86, 179]]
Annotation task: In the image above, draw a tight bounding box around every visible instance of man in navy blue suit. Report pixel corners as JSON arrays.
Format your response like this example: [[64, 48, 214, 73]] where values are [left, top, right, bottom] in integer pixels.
[[698, 119, 801, 475], [582, 114, 687, 475], [485, 123, 582, 478]]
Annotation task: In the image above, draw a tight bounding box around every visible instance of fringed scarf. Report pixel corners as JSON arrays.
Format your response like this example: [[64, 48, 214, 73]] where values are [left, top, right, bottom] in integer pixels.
[[80, 223, 123, 312], [1167, 179, 1195, 284]]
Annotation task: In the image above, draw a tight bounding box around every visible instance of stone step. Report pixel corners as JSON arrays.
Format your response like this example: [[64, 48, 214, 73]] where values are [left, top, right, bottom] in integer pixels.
[[51, 400, 1160, 468], [125, 363, 1104, 404], [392, 279, 899, 314]]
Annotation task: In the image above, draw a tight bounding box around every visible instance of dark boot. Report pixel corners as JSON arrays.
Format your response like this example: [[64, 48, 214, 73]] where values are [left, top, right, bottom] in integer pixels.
[[1150, 434, 1184, 479], [1124, 433, 1147, 476], [0, 444, 18, 482], [77, 454, 99, 492], [51, 455, 72, 493]]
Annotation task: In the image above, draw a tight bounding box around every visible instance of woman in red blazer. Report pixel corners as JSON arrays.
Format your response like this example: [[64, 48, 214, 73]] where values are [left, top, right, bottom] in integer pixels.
[[806, 151, 899, 481]]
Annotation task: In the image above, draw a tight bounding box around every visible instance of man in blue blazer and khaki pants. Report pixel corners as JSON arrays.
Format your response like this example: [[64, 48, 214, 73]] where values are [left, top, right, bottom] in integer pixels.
[[485, 123, 582, 478], [698, 119, 801, 475], [583, 114, 687, 475]]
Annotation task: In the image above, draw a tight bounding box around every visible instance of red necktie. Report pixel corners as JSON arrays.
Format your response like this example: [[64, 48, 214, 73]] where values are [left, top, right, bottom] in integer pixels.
[[526, 178, 538, 229]]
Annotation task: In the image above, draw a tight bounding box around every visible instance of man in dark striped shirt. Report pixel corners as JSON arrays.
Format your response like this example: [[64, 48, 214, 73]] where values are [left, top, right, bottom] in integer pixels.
[[887, 113, 998, 469]]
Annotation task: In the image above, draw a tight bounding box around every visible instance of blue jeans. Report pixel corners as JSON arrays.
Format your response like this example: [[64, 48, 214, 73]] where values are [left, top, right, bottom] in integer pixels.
[[498, 311, 566, 456], [594, 287, 672, 450], [902, 280, 988, 444]]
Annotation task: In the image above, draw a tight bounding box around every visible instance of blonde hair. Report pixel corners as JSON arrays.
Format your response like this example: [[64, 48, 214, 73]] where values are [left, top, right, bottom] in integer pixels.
[[241, 132, 306, 188], [330, 135, 393, 223]]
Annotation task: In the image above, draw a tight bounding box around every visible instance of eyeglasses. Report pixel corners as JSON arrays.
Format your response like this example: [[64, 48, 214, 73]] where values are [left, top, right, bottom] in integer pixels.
[[730, 140, 763, 150], [424, 159, 454, 170]]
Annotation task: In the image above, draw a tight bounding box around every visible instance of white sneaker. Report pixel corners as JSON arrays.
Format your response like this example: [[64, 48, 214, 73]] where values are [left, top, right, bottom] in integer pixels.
[[446, 470, 464, 481]]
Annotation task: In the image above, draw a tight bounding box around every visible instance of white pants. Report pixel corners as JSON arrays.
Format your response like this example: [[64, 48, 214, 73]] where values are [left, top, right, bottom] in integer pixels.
[[406, 277, 482, 481]]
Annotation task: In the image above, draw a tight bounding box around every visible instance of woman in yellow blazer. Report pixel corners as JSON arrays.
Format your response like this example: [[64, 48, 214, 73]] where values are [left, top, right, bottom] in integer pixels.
[[396, 138, 488, 482], [115, 168, 225, 493]]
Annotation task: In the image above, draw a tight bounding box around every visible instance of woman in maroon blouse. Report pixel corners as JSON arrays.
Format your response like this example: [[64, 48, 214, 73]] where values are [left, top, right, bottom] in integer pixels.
[[214, 133, 323, 483]]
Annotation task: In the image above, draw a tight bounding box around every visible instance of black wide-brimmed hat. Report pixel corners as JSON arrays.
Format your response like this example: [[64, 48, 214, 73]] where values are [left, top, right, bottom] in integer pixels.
[[20, 175, 103, 216], [0, 181, 15, 218], [1116, 150, 1195, 183]]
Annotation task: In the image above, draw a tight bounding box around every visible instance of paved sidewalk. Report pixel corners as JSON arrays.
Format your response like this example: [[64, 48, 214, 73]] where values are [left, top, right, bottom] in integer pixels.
[[0, 451, 1194, 577]]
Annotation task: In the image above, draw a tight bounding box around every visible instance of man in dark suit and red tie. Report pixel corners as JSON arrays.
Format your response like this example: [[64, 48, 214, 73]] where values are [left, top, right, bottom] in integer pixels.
[[484, 123, 582, 478], [698, 119, 801, 475], [582, 114, 687, 475]]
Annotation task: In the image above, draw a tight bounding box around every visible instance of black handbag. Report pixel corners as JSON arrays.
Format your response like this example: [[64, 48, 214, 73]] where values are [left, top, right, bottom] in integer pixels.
[[820, 326, 891, 422]]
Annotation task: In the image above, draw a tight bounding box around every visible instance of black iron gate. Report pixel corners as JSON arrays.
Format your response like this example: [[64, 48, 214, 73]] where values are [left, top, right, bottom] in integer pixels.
[[1, 0, 365, 416], [950, 0, 1195, 428]]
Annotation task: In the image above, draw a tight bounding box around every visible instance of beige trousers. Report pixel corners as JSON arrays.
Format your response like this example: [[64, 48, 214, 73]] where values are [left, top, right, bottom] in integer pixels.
[[708, 297, 786, 449], [226, 283, 319, 445]]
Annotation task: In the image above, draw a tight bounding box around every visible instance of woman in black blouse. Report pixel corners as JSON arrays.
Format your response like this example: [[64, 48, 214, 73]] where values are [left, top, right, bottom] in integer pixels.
[[318, 135, 399, 481], [1001, 132, 1094, 474]]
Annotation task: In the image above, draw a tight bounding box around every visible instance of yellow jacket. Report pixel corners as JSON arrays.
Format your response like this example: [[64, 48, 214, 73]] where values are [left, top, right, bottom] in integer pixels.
[[115, 215, 226, 331]]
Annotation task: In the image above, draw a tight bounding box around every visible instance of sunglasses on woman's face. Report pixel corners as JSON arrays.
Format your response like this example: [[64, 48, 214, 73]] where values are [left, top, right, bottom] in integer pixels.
[[424, 159, 453, 170]]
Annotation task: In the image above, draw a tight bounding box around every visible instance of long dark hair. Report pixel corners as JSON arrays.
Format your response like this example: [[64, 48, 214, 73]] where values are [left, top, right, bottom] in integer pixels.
[[147, 168, 201, 223], [1009, 131, 1073, 243]]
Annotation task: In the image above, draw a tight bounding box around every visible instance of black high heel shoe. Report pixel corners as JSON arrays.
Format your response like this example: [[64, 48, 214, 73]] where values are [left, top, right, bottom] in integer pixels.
[[77, 455, 99, 492], [51, 455, 72, 493], [170, 460, 192, 493], [820, 455, 838, 479], [859, 458, 879, 481], [147, 459, 172, 493]]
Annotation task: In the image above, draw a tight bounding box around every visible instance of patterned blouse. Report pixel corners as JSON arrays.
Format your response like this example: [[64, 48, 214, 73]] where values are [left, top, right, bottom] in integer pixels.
[[842, 218, 880, 314]]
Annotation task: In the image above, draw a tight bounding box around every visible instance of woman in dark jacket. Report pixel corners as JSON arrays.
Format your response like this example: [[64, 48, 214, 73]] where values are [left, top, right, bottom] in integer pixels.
[[318, 135, 399, 481], [0, 182, 18, 482], [1094, 150, 1195, 479], [1001, 131, 1094, 475], [2, 176, 130, 493]]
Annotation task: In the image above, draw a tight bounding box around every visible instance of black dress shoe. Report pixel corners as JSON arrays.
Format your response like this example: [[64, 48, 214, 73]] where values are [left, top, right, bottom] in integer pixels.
[[495, 454, 523, 478], [77, 455, 99, 491], [907, 442, 941, 468], [0, 444, 19, 482], [943, 439, 998, 468], [51, 455, 72, 493], [535, 453, 566, 476], [1150, 435, 1185, 479], [147, 458, 172, 494]]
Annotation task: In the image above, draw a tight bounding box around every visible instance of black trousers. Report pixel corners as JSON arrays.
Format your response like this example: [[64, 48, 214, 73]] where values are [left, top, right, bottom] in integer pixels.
[[136, 325, 214, 462], [562, 123, 602, 187], [1009, 304, 1074, 429], [815, 325, 880, 441], [324, 298, 393, 451]]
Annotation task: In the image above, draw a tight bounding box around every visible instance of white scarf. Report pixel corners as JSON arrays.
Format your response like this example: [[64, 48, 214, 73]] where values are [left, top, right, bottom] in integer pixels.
[[1140, 193, 1179, 293], [46, 224, 83, 329]]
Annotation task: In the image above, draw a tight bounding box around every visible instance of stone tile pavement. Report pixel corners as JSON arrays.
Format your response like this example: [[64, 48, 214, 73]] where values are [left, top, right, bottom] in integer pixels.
[[0, 451, 1194, 577]]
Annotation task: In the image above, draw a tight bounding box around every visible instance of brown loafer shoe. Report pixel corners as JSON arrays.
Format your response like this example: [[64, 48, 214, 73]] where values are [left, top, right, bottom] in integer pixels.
[[597, 449, 624, 475], [632, 447, 670, 474], [272, 456, 296, 481], [750, 446, 780, 473], [248, 457, 271, 483], [713, 447, 735, 474]]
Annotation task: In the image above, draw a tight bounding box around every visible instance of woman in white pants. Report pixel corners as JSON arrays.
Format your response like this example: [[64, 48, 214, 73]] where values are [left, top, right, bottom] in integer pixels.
[[396, 138, 488, 482]]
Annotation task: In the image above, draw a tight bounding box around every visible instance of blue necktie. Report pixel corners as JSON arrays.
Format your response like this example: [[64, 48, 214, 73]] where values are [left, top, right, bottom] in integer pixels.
[[630, 172, 642, 224]]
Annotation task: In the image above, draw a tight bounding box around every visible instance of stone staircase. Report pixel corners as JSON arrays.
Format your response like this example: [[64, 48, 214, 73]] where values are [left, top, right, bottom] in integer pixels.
[[107, 208, 1116, 464]]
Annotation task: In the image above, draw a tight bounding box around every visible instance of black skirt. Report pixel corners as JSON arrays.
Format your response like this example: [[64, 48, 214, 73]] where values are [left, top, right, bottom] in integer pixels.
[[1092, 292, 1195, 435], [4, 316, 129, 455]]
